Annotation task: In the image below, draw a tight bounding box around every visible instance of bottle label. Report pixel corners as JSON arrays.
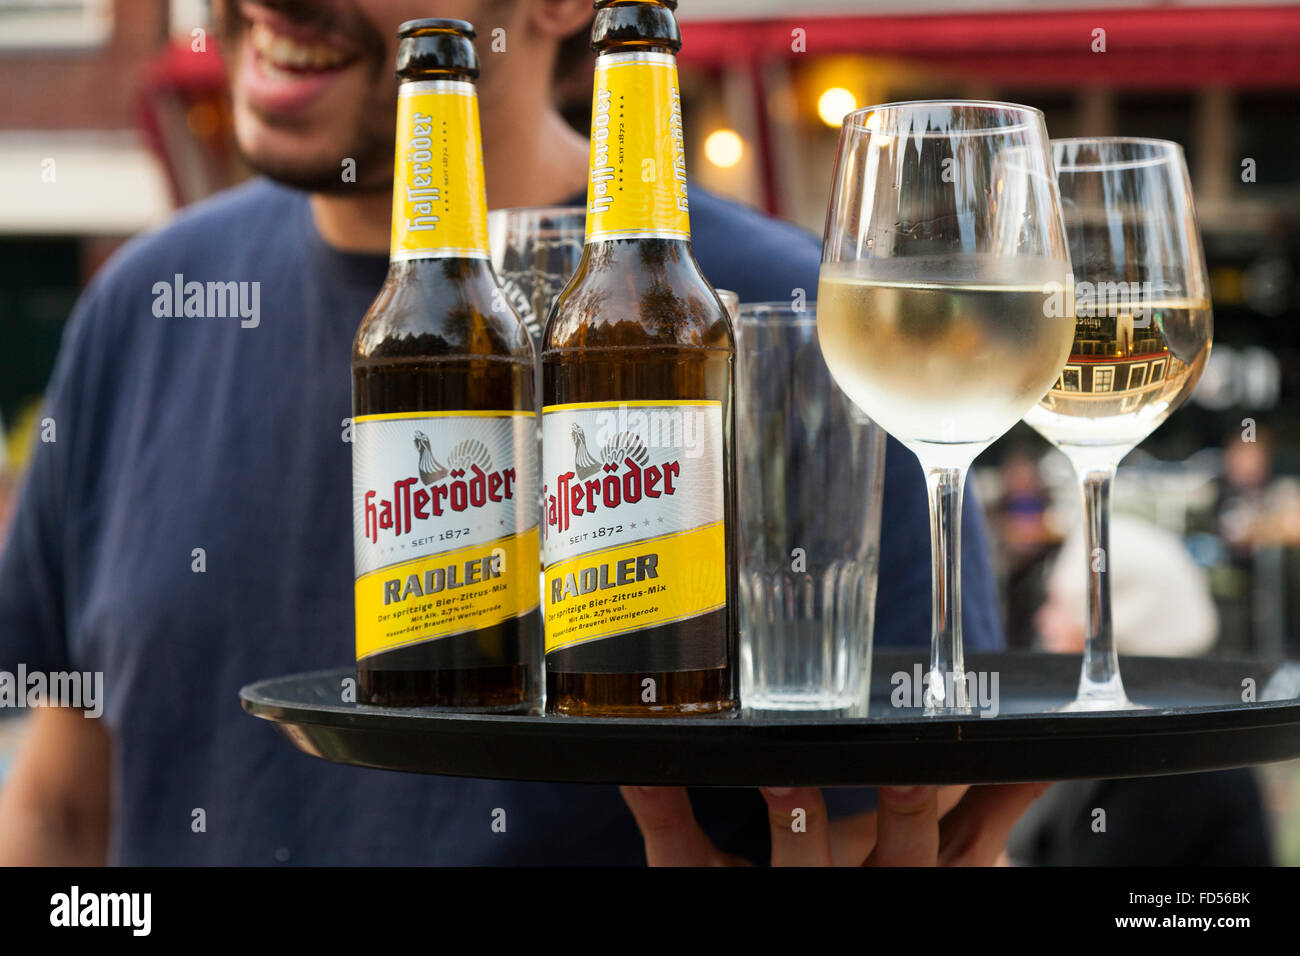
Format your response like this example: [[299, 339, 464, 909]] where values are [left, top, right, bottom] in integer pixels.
[[390, 80, 490, 261], [352, 411, 539, 662], [540, 400, 725, 664], [585, 51, 691, 243]]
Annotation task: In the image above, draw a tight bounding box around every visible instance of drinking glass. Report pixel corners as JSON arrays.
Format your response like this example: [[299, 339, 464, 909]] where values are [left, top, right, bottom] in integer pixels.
[[819, 101, 1074, 714], [716, 288, 739, 322], [488, 206, 586, 673], [1024, 138, 1213, 710], [487, 205, 586, 389], [736, 302, 886, 713]]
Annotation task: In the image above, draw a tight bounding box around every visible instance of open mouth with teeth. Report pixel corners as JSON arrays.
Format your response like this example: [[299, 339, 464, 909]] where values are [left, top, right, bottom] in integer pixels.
[[249, 20, 359, 79], [234, 3, 373, 117]]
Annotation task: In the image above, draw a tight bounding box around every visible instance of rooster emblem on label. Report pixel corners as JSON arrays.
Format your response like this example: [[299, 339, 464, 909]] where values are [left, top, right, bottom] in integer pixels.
[[544, 416, 686, 537], [570, 424, 650, 479], [413, 431, 493, 485]]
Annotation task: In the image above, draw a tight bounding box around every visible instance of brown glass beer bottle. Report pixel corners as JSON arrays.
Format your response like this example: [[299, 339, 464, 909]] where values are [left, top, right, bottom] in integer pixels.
[[352, 19, 540, 709], [541, 0, 738, 716]]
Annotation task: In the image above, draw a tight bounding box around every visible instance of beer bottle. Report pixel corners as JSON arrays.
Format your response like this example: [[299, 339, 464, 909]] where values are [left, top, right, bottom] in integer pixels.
[[541, 0, 738, 716], [352, 19, 540, 709]]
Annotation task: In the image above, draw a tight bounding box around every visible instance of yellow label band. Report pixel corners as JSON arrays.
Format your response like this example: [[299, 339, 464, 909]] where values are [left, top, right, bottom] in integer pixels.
[[390, 80, 490, 261], [585, 51, 691, 243], [353, 410, 531, 424], [540, 399, 720, 414], [356, 528, 540, 660], [544, 522, 724, 653]]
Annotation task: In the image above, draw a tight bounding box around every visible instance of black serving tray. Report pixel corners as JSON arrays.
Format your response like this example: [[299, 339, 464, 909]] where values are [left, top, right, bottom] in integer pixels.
[[239, 651, 1300, 787]]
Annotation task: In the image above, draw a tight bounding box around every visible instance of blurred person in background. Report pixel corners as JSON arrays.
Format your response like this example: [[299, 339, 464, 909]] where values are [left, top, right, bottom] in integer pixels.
[[1215, 427, 1275, 656], [993, 451, 1060, 650], [1038, 513, 1219, 658], [1213, 426, 1300, 657], [1218, 428, 1276, 556], [0, 0, 1036, 866], [1009, 514, 1272, 866]]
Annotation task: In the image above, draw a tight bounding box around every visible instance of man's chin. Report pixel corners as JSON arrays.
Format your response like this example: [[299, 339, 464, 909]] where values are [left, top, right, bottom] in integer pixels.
[[234, 129, 393, 194], [239, 150, 371, 195], [232, 107, 394, 196]]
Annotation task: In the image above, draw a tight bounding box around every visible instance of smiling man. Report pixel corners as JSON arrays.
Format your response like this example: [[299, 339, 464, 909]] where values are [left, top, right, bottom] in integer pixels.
[[0, 0, 1031, 866], [229, 0, 593, 243]]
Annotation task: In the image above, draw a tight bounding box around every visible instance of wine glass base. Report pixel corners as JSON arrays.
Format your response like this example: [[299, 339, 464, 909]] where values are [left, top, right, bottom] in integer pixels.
[[1056, 695, 1147, 713], [922, 705, 974, 717], [1055, 669, 1146, 712]]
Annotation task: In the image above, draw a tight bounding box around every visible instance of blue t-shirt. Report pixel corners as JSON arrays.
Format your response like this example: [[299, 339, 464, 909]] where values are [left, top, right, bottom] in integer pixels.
[[0, 179, 1001, 864]]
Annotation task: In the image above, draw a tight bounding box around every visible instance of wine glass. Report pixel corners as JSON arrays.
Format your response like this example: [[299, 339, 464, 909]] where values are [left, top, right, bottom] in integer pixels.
[[1024, 138, 1213, 710], [818, 101, 1074, 714]]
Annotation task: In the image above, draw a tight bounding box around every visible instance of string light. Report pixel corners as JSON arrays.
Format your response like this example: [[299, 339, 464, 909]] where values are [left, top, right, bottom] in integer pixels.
[[704, 129, 744, 168], [818, 87, 857, 128]]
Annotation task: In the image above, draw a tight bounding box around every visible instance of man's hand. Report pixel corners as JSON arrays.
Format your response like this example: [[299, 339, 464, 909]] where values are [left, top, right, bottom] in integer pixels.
[[620, 782, 1050, 866]]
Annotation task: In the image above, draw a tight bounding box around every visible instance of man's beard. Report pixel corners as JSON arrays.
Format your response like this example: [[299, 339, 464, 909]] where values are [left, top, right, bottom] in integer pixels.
[[235, 112, 395, 195]]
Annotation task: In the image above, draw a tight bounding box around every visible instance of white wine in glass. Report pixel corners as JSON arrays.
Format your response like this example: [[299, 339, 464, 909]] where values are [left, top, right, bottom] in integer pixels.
[[1023, 138, 1213, 711], [1025, 299, 1212, 450], [819, 258, 1073, 454]]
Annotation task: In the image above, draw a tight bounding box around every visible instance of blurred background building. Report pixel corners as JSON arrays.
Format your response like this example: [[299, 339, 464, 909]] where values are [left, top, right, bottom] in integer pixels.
[[1, 0, 1298, 863]]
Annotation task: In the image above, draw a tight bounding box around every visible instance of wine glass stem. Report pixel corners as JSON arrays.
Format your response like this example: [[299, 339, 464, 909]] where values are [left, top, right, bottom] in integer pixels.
[[924, 465, 970, 714], [1077, 465, 1129, 704]]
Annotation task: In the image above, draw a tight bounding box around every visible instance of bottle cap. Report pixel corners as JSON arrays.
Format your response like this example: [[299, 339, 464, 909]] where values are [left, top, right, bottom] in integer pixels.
[[591, 0, 680, 51], [594, 0, 677, 8], [397, 18, 476, 39], [395, 18, 479, 79]]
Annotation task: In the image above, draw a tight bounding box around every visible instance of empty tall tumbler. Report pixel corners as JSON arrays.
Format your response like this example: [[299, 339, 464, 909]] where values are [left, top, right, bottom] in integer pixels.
[[736, 302, 886, 712]]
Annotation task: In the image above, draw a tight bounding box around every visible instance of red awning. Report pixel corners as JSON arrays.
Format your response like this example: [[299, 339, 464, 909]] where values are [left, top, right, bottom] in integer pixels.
[[137, 40, 234, 206], [140, 37, 230, 92], [678, 5, 1300, 89]]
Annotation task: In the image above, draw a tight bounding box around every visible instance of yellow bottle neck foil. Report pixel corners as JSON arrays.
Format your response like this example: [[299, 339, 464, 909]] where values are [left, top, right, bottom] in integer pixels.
[[390, 79, 491, 261], [584, 50, 691, 244]]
